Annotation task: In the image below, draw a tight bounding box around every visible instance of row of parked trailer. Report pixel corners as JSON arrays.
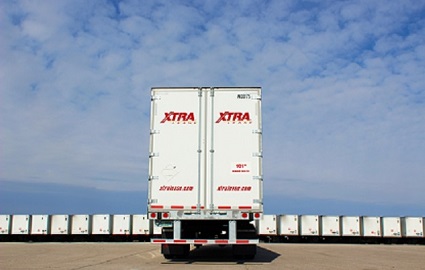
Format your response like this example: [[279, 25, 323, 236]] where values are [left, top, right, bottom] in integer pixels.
[[0, 214, 152, 236], [256, 215, 424, 239], [1, 214, 424, 243]]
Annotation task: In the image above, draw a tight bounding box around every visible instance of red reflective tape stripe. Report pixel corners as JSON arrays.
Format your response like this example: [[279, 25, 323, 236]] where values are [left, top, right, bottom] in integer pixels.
[[215, 240, 228, 244], [236, 240, 250, 244], [218, 206, 231, 210], [151, 205, 164, 209], [174, 240, 187, 243], [152, 239, 166, 243], [194, 240, 208, 244], [171, 205, 184, 209], [191, 206, 205, 209], [238, 206, 252, 210]]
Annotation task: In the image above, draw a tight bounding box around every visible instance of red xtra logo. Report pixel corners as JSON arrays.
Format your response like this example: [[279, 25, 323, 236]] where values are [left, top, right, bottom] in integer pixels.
[[160, 112, 196, 123], [216, 112, 251, 123]]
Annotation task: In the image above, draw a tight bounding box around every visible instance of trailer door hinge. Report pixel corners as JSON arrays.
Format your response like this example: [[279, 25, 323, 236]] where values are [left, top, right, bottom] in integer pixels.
[[252, 152, 263, 158], [253, 176, 263, 181], [149, 176, 158, 181], [149, 152, 159, 158], [150, 199, 158, 204], [253, 199, 262, 204], [150, 129, 160, 135], [252, 129, 262, 134], [250, 94, 261, 100], [151, 95, 161, 101]]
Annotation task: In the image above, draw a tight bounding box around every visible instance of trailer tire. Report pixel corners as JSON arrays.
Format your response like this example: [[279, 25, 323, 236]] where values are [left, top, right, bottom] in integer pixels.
[[161, 244, 190, 259]]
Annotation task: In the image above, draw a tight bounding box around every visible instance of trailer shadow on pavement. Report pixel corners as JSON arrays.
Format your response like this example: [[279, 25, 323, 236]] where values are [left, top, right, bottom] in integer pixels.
[[163, 245, 280, 265]]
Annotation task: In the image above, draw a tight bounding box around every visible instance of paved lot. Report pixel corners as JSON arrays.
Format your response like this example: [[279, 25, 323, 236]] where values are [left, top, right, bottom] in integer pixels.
[[1, 243, 424, 269]]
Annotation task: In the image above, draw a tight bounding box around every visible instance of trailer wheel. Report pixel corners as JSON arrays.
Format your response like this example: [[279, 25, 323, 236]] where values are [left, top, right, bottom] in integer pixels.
[[161, 244, 190, 259], [163, 254, 173, 259]]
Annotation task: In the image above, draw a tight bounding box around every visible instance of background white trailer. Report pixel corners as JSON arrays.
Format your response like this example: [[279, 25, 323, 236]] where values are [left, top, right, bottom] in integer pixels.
[[0, 215, 11, 235], [382, 217, 401, 238], [30, 215, 49, 235], [278, 215, 299, 236], [132, 215, 150, 235], [11, 215, 30, 234], [112, 215, 131, 235], [71, 215, 91, 235], [401, 217, 424, 238], [300, 215, 319, 236], [362, 217, 382, 237], [256, 215, 277, 235], [341, 216, 361, 236], [51, 215, 70, 235], [321, 216, 341, 236], [92, 215, 111, 235]]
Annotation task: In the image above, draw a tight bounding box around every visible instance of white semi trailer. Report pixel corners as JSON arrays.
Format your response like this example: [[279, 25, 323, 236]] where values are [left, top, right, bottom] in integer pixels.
[[147, 87, 263, 259]]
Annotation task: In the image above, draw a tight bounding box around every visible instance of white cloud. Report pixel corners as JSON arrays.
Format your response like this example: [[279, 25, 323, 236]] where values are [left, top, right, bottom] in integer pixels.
[[1, 0, 424, 210]]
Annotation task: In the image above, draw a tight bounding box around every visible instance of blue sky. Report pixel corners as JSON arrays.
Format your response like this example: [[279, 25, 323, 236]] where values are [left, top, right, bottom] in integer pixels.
[[1, 0, 424, 216]]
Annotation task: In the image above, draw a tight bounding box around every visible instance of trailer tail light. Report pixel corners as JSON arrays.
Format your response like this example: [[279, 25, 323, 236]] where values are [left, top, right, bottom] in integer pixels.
[[254, 213, 261, 220], [241, 213, 249, 219], [150, 213, 157, 219], [162, 212, 170, 219]]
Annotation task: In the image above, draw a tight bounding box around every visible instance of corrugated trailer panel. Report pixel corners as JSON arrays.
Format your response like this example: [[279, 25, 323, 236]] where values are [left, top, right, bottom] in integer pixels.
[[148, 87, 262, 213], [321, 216, 341, 236], [112, 215, 131, 235], [71, 215, 91, 235], [51, 215, 70, 234], [278, 215, 299, 236], [401, 217, 424, 238], [341, 216, 361, 236], [362, 217, 382, 237], [30, 215, 49, 235], [300, 215, 319, 236], [382, 217, 401, 238], [256, 215, 277, 235], [11, 215, 30, 234], [92, 214, 111, 234], [0, 215, 11, 234], [132, 215, 150, 235]]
